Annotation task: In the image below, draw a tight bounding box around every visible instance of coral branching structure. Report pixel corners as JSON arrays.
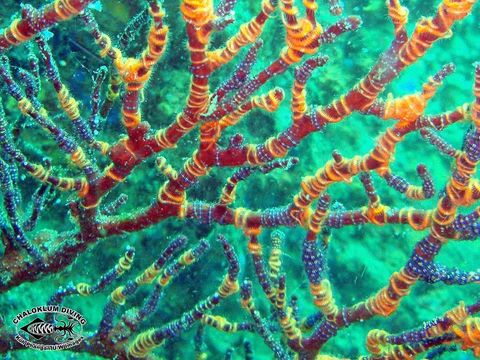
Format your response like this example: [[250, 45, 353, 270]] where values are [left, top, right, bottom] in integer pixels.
[[0, 0, 480, 358]]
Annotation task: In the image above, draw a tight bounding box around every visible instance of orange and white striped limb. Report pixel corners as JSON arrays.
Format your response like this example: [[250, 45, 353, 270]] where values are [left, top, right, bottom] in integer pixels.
[[208, 0, 277, 70]]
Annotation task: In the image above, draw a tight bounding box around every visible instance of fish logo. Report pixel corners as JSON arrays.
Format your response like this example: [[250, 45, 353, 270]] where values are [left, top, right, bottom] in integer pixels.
[[20, 317, 79, 341]]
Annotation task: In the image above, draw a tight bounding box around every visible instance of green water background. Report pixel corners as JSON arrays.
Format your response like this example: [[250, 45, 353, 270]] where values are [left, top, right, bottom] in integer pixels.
[[1, 0, 479, 358]]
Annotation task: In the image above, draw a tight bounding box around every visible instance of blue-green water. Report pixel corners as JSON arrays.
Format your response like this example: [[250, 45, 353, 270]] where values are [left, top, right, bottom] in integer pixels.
[[0, 0, 479, 359]]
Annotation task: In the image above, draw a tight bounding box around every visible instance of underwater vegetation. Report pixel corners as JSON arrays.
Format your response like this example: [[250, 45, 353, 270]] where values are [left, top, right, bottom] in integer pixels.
[[0, 0, 480, 358]]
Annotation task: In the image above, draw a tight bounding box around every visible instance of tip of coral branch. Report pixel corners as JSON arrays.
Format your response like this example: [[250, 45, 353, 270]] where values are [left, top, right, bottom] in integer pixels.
[[254, 39, 264, 48], [330, 1, 344, 16], [0, 55, 9, 67], [271, 230, 285, 243], [359, 171, 369, 181], [240, 279, 252, 293], [313, 55, 330, 67], [229, 133, 244, 147], [332, 149, 343, 163], [441, 63, 456, 77], [176, 234, 189, 245], [319, 192, 331, 203], [348, 16, 363, 31], [433, 63, 456, 83], [416, 164, 427, 175], [273, 87, 285, 101], [125, 245, 136, 257], [290, 157, 300, 165], [199, 238, 210, 246], [444, 62, 456, 72]]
